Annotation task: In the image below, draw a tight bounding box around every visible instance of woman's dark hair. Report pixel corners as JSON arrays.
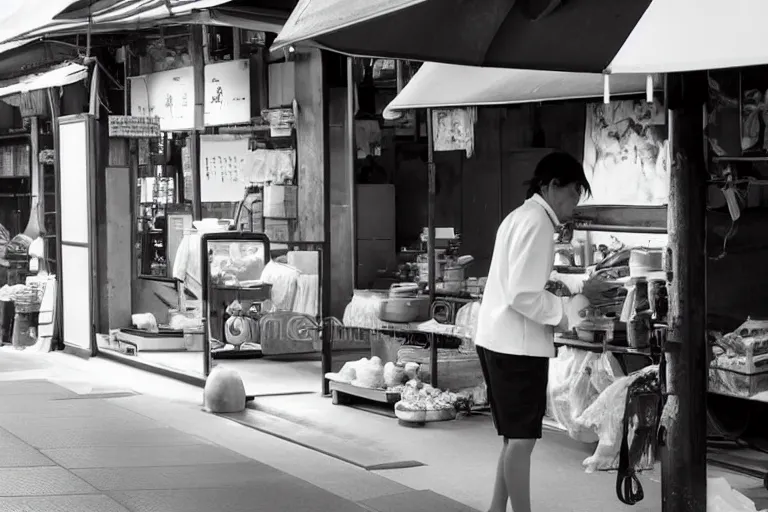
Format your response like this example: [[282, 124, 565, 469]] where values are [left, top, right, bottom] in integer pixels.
[[525, 151, 592, 199]]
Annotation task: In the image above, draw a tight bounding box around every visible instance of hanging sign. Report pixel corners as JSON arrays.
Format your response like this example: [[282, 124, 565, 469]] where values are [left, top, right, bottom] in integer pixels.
[[130, 61, 252, 130], [108, 116, 161, 138], [130, 67, 194, 131], [204, 59, 251, 127], [199, 135, 250, 202]]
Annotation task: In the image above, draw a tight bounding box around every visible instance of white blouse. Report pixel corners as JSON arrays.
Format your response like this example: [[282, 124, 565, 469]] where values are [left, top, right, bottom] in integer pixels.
[[475, 194, 564, 358]]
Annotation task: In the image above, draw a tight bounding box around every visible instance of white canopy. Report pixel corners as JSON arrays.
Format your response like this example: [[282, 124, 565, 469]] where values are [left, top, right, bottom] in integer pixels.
[[383, 62, 661, 119], [608, 0, 768, 74], [0, 63, 88, 99]]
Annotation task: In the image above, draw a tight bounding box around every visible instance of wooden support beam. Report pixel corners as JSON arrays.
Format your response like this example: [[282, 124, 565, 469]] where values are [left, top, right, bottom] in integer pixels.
[[189, 25, 204, 220], [30, 117, 40, 201], [426, 108, 437, 388], [232, 28, 241, 60], [660, 71, 708, 512], [294, 48, 325, 242]]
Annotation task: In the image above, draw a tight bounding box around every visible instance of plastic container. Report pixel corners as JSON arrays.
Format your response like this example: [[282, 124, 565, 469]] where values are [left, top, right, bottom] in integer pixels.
[[0, 299, 14, 344], [378, 297, 429, 323], [184, 328, 204, 351], [389, 283, 419, 298], [443, 266, 466, 282]]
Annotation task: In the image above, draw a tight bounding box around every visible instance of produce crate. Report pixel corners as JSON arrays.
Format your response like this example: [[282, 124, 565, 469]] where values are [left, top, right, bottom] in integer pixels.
[[709, 367, 768, 399]]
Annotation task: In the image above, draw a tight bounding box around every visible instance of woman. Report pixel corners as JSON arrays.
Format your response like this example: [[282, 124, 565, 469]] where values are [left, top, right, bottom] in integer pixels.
[[475, 151, 591, 512]]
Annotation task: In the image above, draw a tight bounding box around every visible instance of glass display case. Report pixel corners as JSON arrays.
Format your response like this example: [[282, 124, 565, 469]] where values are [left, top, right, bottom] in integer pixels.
[[200, 232, 323, 375]]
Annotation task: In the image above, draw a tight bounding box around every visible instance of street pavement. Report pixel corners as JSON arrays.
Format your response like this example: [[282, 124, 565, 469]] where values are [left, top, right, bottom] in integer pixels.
[[0, 348, 477, 512], [1, 347, 766, 512]]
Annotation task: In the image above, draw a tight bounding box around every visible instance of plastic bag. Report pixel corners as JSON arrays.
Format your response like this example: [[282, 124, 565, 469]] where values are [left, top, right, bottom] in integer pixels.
[[131, 313, 158, 333], [383, 362, 406, 388], [590, 352, 625, 393], [28, 237, 44, 259], [577, 366, 659, 473], [547, 347, 600, 443], [350, 357, 386, 389], [577, 375, 633, 472], [172, 235, 190, 281], [261, 260, 300, 311], [708, 477, 767, 512]]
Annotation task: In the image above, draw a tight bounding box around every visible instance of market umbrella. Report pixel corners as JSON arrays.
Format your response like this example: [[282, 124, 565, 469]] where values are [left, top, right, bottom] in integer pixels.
[[273, 0, 768, 75]]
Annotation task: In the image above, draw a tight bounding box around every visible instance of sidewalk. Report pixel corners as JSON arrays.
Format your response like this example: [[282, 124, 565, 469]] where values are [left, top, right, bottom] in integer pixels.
[[0, 349, 477, 512], [2, 348, 766, 512]]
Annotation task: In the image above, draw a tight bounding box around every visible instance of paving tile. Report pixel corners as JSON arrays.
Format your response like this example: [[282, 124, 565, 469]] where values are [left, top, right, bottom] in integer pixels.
[[0, 380, 76, 397], [109, 479, 368, 512], [0, 398, 136, 417], [0, 356, 52, 373], [0, 428, 25, 448], [0, 494, 130, 512], [23, 427, 211, 450], [0, 411, 161, 437], [0, 444, 54, 468], [42, 444, 250, 469], [74, 462, 283, 491], [361, 490, 480, 512], [0, 467, 96, 496]]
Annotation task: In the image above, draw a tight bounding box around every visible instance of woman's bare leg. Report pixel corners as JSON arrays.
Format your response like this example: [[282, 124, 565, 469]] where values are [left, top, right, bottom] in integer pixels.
[[503, 439, 536, 512], [488, 438, 509, 512]]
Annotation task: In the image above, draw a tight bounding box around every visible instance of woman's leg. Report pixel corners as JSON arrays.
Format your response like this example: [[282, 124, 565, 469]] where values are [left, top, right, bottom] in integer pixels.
[[488, 438, 509, 512], [503, 438, 537, 512]]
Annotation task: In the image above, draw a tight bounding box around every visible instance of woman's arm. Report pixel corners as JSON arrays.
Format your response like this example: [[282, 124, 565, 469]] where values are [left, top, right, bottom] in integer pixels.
[[503, 216, 565, 326]]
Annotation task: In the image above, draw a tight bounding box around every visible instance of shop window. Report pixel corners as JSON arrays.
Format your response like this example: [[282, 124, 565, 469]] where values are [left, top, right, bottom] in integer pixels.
[[136, 134, 189, 281]]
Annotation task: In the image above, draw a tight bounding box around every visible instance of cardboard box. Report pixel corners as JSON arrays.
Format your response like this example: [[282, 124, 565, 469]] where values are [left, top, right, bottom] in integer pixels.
[[264, 185, 298, 219]]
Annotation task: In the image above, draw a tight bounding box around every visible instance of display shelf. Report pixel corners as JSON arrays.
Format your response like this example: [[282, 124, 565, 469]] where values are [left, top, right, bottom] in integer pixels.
[[555, 333, 655, 359], [712, 156, 768, 163], [0, 133, 30, 141], [709, 388, 768, 404], [329, 381, 401, 406]]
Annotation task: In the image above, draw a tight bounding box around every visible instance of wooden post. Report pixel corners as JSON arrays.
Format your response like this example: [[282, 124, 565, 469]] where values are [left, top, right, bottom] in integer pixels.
[[426, 108, 437, 388], [347, 56, 356, 288], [189, 26, 204, 220], [660, 71, 708, 512], [30, 117, 41, 200], [294, 48, 325, 242], [232, 28, 241, 60], [46, 88, 63, 348]]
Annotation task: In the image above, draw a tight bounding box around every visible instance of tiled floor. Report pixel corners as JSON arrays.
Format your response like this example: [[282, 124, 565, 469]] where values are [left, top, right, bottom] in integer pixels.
[[0, 376, 475, 512], [0, 379, 370, 512]]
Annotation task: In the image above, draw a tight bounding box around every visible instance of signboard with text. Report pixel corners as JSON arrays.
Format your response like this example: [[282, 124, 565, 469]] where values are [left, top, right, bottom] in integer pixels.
[[129, 59, 252, 131]]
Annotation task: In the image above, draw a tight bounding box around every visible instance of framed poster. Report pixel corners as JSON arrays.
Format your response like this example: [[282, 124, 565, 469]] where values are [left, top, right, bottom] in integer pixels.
[[204, 59, 251, 126], [199, 135, 250, 202], [130, 67, 194, 131], [130, 60, 252, 130]]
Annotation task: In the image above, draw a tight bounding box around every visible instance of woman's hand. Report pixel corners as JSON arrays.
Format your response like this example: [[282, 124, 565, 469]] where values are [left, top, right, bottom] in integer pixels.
[[554, 311, 570, 333]]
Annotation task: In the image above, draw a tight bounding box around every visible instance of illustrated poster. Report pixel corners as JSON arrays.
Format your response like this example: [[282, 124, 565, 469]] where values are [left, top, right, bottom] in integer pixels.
[[582, 99, 668, 206]]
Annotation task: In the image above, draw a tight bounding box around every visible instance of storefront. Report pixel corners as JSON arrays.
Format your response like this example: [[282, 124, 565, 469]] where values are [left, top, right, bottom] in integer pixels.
[[0, 49, 89, 352], [372, 60, 768, 487], [318, 59, 668, 425], [87, 21, 346, 398]]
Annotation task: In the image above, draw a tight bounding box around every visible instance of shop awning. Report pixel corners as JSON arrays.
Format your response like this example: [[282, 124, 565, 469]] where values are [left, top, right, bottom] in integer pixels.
[[272, 0, 768, 75], [3, 0, 251, 42], [273, 0, 427, 53], [0, 0, 80, 46], [383, 63, 661, 119], [0, 62, 88, 99]]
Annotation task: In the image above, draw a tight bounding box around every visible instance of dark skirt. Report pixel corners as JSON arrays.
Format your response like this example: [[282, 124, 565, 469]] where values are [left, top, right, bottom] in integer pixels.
[[476, 346, 549, 439]]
